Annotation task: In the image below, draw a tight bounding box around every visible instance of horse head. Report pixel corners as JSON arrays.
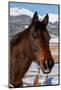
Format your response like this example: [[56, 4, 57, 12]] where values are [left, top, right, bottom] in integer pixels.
[[29, 12, 54, 74]]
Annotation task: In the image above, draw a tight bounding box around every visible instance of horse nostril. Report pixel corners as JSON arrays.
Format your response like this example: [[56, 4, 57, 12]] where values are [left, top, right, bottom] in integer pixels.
[[44, 60, 49, 69], [44, 59, 54, 70], [49, 59, 54, 69]]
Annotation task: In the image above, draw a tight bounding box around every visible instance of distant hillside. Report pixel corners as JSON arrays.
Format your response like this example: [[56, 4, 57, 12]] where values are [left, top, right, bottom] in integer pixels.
[[9, 8, 59, 43], [9, 15, 31, 39], [9, 14, 58, 39]]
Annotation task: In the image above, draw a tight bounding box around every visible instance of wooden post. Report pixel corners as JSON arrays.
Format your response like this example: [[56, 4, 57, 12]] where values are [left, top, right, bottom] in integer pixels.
[[45, 74, 48, 85], [33, 75, 39, 86], [33, 65, 40, 86]]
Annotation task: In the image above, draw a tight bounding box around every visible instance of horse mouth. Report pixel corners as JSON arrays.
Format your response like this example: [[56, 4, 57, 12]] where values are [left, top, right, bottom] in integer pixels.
[[43, 69, 51, 74], [38, 64, 51, 74], [40, 65, 53, 74], [37, 60, 54, 74], [40, 67, 51, 74]]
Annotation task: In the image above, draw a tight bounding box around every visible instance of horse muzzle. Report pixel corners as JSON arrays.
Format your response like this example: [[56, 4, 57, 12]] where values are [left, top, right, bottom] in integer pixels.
[[43, 59, 54, 74]]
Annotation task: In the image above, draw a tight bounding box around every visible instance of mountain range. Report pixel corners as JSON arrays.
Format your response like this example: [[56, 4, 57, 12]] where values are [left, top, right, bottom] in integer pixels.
[[9, 8, 59, 43]]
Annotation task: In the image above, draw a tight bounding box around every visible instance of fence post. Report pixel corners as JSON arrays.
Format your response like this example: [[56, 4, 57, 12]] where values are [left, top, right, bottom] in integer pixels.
[[33, 65, 40, 86], [45, 74, 48, 85]]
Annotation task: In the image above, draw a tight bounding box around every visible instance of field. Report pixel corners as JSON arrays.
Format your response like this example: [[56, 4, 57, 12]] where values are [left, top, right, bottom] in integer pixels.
[[50, 43, 59, 63]]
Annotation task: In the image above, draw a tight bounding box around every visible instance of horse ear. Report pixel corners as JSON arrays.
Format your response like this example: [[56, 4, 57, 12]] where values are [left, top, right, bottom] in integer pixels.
[[32, 12, 38, 24], [42, 14, 49, 26]]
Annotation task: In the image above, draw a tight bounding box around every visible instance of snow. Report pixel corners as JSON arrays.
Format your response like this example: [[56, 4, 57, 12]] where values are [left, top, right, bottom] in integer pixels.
[[10, 7, 42, 19], [10, 7, 58, 23], [22, 61, 59, 86], [41, 13, 58, 23], [50, 37, 58, 43], [50, 34, 58, 43], [10, 7, 33, 17], [48, 13, 58, 23]]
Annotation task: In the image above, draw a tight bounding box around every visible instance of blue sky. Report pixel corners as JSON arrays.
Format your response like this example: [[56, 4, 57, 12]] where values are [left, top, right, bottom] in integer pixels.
[[9, 2, 58, 15]]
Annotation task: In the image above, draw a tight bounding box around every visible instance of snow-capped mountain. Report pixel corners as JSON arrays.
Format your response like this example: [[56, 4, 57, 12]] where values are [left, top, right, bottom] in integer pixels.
[[10, 8, 58, 43], [10, 8, 43, 21], [10, 7, 58, 23], [48, 13, 58, 23], [10, 8, 33, 17]]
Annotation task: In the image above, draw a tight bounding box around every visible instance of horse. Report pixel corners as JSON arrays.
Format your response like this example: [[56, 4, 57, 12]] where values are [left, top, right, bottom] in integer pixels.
[[10, 12, 54, 87]]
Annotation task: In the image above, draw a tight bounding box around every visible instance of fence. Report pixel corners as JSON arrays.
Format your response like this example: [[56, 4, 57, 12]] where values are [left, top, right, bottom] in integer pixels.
[[22, 61, 59, 86]]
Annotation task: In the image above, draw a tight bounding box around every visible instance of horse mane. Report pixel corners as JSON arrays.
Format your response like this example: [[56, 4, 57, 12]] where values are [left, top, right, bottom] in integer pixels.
[[10, 25, 31, 47]]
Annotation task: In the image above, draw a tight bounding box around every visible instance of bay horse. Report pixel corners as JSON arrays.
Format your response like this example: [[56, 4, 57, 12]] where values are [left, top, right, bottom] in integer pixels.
[[10, 12, 54, 87]]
